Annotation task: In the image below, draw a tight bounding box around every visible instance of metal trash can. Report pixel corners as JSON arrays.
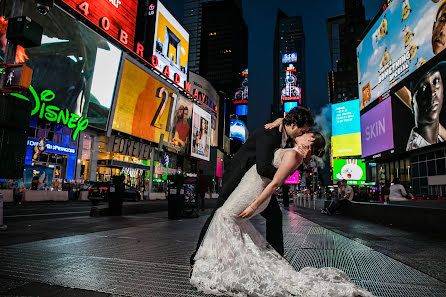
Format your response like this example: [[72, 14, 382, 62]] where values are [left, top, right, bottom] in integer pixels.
[[168, 185, 183, 220]]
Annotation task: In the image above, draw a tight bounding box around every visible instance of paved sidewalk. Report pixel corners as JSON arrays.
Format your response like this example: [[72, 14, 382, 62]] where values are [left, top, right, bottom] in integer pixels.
[[0, 209, 445, 297]]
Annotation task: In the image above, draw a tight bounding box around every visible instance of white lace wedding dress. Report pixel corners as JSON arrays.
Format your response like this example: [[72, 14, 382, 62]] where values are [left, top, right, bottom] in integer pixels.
[[190, 148, 374, 297]]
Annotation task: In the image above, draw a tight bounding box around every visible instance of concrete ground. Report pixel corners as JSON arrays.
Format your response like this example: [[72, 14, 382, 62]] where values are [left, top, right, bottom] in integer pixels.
[[0, 199, 445, 296]]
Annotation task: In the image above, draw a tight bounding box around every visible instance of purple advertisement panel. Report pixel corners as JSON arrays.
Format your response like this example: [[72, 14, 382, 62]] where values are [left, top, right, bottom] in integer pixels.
[[361, 99, 394, 158]]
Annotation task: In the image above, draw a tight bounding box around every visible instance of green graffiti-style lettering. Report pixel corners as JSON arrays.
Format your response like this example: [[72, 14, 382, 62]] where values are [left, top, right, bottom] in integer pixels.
[[45, 105, 60, 122], [57, 109, 70, 125], [67, 114, 79, 129], [73, 117, 88, 140], [41, 90, 55, 102], [29, 86, 41, 116], [11, 85, 89, 141]]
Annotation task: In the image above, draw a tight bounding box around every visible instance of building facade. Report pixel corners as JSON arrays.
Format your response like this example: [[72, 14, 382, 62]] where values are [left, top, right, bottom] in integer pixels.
[[326, 0, 368, 104], [272, 10, 305, 120]]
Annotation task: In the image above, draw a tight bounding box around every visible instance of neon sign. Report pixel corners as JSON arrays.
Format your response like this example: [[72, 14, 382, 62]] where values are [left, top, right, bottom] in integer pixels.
[[11, 86, 88, 140]]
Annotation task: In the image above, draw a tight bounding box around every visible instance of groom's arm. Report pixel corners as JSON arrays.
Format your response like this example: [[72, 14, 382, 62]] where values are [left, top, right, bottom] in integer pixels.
[[256, 129, 279, 180]]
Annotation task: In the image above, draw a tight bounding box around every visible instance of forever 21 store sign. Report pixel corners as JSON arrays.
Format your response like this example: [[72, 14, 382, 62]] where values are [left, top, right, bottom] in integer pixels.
[[107, 136, 151, 160]]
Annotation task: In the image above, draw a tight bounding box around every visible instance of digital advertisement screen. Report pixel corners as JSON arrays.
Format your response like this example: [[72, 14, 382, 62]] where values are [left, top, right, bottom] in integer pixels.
[[282, 52, 297, 64], [360, 98, 394, 158], [12, 2, 124, 131], [191, 105, 212, 161], [284, 101, 298, 113], [112, 59, 175, 143], [357, 0, 446, 110], [153, 1, 189, 86], [284, 170, 299, 184], [333, 159, 366, 183], [393, 58, 446, 152], [229, 119, 247, 143], [169, 95, 193, 154], [61, 0, 138, 53], [331, 99, 362, 157], [235, 105, 248, 116]]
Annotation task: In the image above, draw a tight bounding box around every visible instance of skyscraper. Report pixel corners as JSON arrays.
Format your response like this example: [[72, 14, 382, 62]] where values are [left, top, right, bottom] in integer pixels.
[[326, 0, 368, 104], [183, 0, 242, 74], [272, 10, 305, 120]]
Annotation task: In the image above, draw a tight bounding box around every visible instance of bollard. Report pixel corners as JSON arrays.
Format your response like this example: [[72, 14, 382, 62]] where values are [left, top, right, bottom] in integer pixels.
[[0, 193, 7, 230]]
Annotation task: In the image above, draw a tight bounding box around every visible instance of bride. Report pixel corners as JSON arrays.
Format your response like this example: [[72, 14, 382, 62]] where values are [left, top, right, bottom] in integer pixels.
[[190, 132, 374, 297]]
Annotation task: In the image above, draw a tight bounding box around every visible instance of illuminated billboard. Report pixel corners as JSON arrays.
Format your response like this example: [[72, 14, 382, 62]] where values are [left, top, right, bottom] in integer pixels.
[[61, 0, 138, 52], [153, 1, 189, 86], [169, 95, 193, 154], [112, 59, 175, 143], [282, 52, 297, 64], [331, 99, 361, 157], [333, 159, 366, 184], [281, 64, 301, 103], [284, 101, 298, 113], [191, 105, 211, 161], [8, 2, 123, 134], [357, 0, 446, 110], [234, 69, 248, 104], [230, 119, 247, 143], [360, 98, 394, 158], [284, 170, 299, 184], [235, 105, 248, 116], [393, 58, 446, 152]]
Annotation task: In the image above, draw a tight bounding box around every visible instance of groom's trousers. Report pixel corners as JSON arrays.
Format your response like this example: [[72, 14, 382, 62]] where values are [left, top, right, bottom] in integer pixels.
[[190, 159, 284, 266]]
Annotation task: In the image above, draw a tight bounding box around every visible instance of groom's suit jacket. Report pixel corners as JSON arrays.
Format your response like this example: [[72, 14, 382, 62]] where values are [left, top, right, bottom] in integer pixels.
[[219, 127, 282, 202]]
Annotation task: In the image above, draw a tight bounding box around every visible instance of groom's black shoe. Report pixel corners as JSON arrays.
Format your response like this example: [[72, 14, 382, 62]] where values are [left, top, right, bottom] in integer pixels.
[[189, 265, 194, 279]]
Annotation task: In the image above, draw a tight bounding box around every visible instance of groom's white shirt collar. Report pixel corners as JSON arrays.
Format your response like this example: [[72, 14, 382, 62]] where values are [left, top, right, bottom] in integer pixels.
[[281, 129, 288, 148]]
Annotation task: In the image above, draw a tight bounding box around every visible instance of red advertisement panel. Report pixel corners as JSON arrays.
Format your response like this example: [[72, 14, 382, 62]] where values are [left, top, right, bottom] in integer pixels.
[[60, 0, 138, 51]]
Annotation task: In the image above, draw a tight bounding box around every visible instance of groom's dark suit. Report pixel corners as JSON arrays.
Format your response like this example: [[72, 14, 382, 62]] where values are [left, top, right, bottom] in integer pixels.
[[191, 127, 284, 265]]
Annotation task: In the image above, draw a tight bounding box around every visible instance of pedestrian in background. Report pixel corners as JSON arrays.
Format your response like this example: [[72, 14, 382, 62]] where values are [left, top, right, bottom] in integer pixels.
[[196, 170, 210, 211]]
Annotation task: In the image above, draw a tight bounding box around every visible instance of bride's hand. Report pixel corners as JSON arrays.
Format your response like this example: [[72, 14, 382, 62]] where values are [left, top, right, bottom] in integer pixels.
[[264, 118, 284, 132], [238, 205, 256, 219]]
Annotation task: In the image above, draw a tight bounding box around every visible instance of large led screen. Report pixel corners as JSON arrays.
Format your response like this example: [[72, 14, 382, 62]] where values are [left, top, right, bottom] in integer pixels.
[[112, 59, 175, 143], [333, 159, 366, 183], [331, 99, 361, 157], [9, 2, 123, 132], [230, 119, 247, 143], [357, 0, 446, 110], [284, 170, 299, 184], [169, 95, 193, 154], [393, 59, 446, 152], [282, 52, 297, 64], [360, 98, 394, 158], [191, 105, 211, 161], [153, 1, 189, 86]]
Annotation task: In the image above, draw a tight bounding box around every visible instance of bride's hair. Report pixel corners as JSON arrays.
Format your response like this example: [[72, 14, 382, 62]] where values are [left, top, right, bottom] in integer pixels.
[[310, 132, 326, 158]]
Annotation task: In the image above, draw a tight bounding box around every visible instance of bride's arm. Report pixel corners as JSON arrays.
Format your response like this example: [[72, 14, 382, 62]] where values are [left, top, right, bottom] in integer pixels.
[[239, 150, 302, 218]]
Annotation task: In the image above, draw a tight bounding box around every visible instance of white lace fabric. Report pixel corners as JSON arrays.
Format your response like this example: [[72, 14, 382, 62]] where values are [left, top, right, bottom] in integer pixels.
[[191, 149, 375, 297]]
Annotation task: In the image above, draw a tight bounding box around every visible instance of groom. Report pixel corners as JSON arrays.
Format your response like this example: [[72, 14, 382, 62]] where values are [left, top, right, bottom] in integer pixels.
[[190, 107, 314, 268]]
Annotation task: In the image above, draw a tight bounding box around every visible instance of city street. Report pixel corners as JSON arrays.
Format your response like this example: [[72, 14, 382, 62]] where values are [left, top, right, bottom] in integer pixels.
[[1, 202, 446, 297]]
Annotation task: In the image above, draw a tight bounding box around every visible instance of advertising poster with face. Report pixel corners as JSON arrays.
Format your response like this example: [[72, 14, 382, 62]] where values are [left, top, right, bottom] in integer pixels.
[[393, 54, 446, 152], [191, 105, 211, 161], [169, 95, 193, 154], [112, 59, 176, 143], [357, 0, 446, 110]]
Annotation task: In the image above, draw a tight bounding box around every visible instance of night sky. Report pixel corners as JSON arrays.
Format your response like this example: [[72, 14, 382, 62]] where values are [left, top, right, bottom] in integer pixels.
[[163, 0, 383, 131]]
